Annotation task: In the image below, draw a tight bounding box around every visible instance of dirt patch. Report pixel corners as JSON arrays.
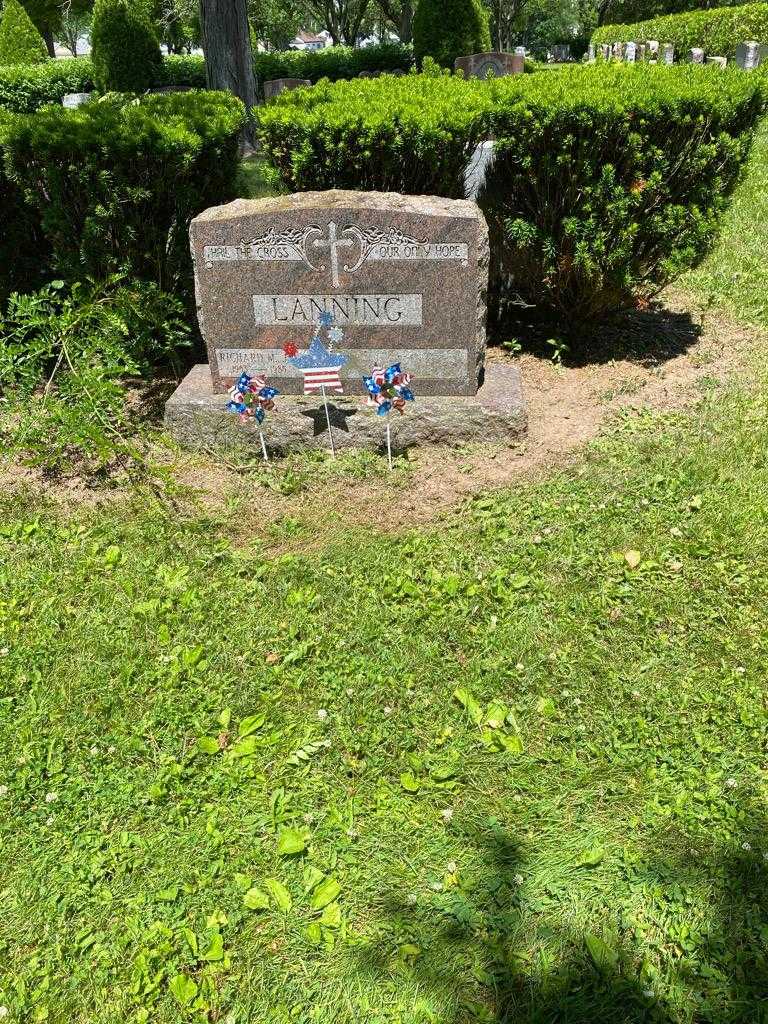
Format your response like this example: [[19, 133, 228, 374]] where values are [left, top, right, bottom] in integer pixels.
[[2, 291, 763, 547]]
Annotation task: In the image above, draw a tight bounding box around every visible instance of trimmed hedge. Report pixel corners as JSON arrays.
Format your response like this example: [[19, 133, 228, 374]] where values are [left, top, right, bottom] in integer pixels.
[[0, 47, 412, 112], [0, 112, 48, 305], [0, 55, 209, 112], [592, 3, 768, 56], [253, 43, 413, 91], [258, 65, 767, 330], [2, 91, 245, 296]]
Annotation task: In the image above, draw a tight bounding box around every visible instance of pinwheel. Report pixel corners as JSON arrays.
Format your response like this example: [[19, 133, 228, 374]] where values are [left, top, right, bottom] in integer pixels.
[[362, 363, 416, 469], [226, 372, 279, 462]]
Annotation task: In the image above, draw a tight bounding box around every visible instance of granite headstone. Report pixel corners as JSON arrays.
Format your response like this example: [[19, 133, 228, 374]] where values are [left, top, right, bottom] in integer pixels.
[[263, 78, 311, 99], [454, 51, 524, 77], [735, 40, 767, 69], [662, 42, 675, 64], [190, 191, 489, 397]]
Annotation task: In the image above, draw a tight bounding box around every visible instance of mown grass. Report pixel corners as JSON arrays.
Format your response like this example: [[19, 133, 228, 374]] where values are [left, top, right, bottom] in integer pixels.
[[2, 370, 768, 1023], [683, 114, 768, 330], [3, 111, 768, 1024]]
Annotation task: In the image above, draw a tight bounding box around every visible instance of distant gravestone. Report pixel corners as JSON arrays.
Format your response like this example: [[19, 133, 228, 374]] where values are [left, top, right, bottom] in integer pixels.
[[454, 51, 523, 77], [189, 191, 489, 397], [735, 40, 767, 69], [600, 43, 611, 60], [551, 43, 571, 62], [263, 78, 311, 100], [612, 41, 623, 60], [707, 55, 727, 68], [587, 43, 596, 61], [514, 46, 526, 56], [62, 92, 93, 108], [624, 41, 637, 62], [662, 42, 675, 64], [637, 43, 647, 61], [646, 39, 660, 60], [689, 47, 705, 63]]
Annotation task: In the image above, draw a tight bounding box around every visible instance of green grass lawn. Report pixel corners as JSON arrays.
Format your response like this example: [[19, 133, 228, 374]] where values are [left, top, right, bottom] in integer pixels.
[[682, 115, 768, 331], [2, 120, 768, 1024]]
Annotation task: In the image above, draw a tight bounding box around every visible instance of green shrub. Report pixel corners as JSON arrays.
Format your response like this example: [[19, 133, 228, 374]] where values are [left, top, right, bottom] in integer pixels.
[[592, 3, 768, 58], [0, 111, 48, 306], [0, 277, 191, 476], [3, 91, 245, 297], [0, 0, 47, 66], [258, 67, 490, 196], [0, 56, 207, 113], [158, 53, 207, 89], [253, 43, 413, 95], [258, 65, 766, 333], [413, 0, 491, 68], [91, 0, 163, 93]]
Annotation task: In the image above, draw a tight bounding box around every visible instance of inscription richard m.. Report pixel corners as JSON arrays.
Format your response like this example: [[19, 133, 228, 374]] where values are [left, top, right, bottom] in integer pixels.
[[253, 293, 423, 327]]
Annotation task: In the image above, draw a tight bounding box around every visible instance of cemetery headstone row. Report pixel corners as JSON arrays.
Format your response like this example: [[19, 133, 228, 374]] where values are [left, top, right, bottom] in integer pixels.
[[596, 37, 766, 69]]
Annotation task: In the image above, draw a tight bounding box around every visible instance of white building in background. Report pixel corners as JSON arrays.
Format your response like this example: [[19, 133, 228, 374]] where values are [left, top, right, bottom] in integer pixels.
[[291, 30, 331, 51]]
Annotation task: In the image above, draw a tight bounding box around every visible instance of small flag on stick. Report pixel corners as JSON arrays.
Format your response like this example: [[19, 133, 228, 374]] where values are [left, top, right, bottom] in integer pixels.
[[284, 313, 348, 457]]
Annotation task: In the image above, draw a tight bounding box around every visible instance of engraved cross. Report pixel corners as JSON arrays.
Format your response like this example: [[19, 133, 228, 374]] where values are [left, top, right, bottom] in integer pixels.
[[312, 221, 355, 289]]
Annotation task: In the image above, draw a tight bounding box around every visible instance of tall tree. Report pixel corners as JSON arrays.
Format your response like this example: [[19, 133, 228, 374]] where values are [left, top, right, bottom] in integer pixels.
[[375, 0, 413, 42], [198, 0, 257, 148], [304, 0, 371, 44], [248, 0, 302, 50]]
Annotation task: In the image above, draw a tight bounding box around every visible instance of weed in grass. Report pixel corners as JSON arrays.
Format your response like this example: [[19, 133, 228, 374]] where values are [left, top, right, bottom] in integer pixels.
[[2, 369, 768, 1021]]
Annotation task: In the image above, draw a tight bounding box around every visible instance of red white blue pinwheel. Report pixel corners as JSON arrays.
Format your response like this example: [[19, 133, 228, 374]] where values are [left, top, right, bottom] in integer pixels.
[[226, 372, 279, 461], [362, 363, 416, 469]]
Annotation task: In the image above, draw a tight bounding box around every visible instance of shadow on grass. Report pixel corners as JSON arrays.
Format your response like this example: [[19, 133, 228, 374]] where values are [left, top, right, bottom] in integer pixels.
[[351, 823, 768, 1024], [491, 302, 704, 370]]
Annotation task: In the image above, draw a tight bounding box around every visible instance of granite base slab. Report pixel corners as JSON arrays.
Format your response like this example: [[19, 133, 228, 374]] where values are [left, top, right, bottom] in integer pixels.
[[165, 363, 527, 455]]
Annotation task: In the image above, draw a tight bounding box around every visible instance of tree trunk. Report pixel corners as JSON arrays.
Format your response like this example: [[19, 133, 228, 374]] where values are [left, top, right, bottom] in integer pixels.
[[399, 0, 412, 43], [42, 25, 56, 58], [198, 0, 258, 149]]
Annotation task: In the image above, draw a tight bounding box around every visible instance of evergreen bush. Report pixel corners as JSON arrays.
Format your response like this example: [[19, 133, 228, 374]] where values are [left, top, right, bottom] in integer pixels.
[[412, 0, 492, 68], [90, 0, 163, 93], [254, 42, 413, 93], [592, 3, 768, 58], [257, 66, 766, 332], [0, 0, 47, 66], [3, 92, 245, 296], [0, 111, 48, 306]]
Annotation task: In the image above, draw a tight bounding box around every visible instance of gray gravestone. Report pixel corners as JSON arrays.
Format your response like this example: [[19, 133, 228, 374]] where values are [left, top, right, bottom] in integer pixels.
[[612, 41, 623, 60], [735, 41, 767, 69], [454, 51, 523, 77], [600, 43, 611, 60], [624, 41, 637, 62], [662, 42, 675, 64], [637, 43, 647, 61], [62, 92, 93, 108], [190, 191, 489, 397], [514, 46, 526, 56], [689, 47, 705, 63], [587, 43, 596, 61], [263, 78, 311, 100], [646, 39, 659, 59]]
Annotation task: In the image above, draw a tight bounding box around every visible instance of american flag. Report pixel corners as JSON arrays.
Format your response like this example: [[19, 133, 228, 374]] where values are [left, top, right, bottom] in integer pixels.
[[286, 333, 348, 395], [302, 366, 344, 394]]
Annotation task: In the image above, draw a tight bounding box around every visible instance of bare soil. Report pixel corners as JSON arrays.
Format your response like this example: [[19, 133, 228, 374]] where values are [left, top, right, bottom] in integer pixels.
[[2, 290, 763, 549]]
